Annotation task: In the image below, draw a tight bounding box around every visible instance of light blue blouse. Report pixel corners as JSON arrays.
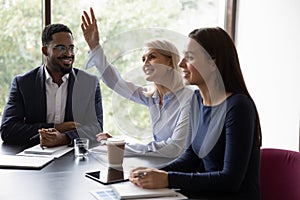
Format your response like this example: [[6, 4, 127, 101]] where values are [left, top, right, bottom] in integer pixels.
[[86, 46, 195, 158]]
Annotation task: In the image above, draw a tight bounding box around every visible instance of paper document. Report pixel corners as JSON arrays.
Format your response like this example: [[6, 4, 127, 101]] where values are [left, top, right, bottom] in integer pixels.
[[0, 155, 54, 169], [90, 189, 118, 200], [90, 184, 187, 200], [17, 144, 73, 158]]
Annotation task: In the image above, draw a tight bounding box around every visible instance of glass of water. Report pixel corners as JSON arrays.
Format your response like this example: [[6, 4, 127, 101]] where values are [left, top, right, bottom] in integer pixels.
[[74, 138, 89, 158]]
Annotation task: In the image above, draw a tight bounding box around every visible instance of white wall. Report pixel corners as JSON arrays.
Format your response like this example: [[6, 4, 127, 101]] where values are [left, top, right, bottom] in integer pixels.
[[236, 0, 300, 151]]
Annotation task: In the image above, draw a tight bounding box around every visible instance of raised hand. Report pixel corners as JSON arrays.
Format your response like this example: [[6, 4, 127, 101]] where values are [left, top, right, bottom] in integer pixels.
[[81, 7, 100, 51]]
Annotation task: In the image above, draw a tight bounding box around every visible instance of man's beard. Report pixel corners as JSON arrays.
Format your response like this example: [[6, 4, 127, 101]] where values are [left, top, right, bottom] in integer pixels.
[[57, 56, 74, 75], [59, 65, 72, 75]]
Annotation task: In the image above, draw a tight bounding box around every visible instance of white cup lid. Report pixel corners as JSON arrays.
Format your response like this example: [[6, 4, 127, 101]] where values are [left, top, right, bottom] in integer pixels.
[[107, 137, 125, 144]]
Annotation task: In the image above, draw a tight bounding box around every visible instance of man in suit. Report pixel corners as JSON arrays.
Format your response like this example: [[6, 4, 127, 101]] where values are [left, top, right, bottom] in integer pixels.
[[0, 23, 103, 147]]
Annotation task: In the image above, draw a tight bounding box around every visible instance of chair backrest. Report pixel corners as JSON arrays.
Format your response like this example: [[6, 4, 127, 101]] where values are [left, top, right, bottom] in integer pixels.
[[260, 148, 300, 200]]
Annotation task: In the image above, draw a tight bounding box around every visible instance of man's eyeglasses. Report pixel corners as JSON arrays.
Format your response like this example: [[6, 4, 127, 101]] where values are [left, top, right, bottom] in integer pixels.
[[51, 45, 77, 54]]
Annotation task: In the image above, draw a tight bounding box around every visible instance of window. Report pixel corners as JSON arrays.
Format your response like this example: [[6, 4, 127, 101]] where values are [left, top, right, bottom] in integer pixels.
[[0, 0, 226, 141], [0, 0, 43, 116]]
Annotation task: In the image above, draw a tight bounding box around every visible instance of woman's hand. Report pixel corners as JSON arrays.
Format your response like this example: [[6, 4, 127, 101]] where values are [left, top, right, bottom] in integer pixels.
[[81, 7, 100, 51], [129, 167, 169, 189], [96, 132, 112, 144]]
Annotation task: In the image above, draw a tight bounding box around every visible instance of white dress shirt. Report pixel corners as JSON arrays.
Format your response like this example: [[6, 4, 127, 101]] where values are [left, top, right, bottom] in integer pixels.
[[44, 66, 69, 124]]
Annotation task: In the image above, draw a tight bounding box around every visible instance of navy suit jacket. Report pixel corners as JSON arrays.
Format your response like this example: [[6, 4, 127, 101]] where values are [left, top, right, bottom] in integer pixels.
[[0, 66, 103, 146]]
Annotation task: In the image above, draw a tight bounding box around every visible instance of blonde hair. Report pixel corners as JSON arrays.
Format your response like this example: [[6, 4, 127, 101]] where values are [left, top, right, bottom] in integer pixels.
[[143, 39, 184, 96]]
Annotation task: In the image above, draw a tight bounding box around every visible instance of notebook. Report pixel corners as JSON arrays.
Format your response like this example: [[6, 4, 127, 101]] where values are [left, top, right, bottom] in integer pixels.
[[0, 155, 54, 169], [113, 182, 179, 199], [17, 144, 73, 158], [23, 144, 68, 155]]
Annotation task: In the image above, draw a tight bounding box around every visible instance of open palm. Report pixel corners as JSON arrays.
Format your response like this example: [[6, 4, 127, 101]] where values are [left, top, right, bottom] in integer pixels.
[[81, 7, 100, 50]]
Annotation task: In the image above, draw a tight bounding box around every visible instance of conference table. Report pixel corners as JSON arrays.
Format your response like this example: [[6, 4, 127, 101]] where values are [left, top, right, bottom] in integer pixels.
[[0, 142, 236, 200], [0, 142, 178, 200]]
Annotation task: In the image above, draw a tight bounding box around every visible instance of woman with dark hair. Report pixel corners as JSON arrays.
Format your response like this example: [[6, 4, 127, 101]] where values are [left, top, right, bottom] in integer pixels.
[[129, 27, 262, 200]]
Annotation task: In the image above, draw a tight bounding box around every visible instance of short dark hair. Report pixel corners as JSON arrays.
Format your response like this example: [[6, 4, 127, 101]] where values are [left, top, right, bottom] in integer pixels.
[[42, 23, 72, 46]]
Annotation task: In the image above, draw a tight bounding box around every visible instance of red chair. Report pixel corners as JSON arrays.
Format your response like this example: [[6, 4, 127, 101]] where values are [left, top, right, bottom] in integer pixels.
[[260, 148, 300, 200]]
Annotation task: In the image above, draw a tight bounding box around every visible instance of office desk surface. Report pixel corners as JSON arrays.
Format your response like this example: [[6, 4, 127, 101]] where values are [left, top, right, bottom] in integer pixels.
[[0, 142, 232, 200], [0, 142, 175, 200]]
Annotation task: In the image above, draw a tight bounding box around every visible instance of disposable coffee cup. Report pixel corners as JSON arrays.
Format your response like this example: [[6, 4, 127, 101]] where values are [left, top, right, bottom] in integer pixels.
[[74, 138, 89, 158], [107, 138, 125, 167]]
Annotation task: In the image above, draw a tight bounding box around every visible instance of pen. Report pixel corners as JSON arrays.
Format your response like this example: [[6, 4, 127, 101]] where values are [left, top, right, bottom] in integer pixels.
[[29, 133, 44, 150], [30, 128, 53, 140], [30, 134, 40, 140], [135, 171, 147, 178], [31, 128, 54, 149]]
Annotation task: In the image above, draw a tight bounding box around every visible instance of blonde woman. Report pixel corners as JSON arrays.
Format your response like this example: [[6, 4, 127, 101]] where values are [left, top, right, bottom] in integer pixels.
[[81, 8, 194, 158]]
